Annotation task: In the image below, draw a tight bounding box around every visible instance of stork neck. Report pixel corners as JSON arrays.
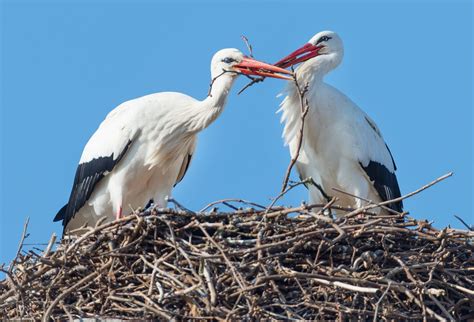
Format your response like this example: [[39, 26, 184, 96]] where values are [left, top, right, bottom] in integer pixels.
[[191, 74, 235, 132], [296, 53, 341, 87]]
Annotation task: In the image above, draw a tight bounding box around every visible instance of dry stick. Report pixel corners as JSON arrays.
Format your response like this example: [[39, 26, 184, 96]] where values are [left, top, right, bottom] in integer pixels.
[[373, 281, 392, 322], [60, 302, 74, 322], [203, 260, 217, 305], [384, 280, 446, 321], [331, 187, 403, 216], [448, 283, 474, 296], [256, 272, 379, 294], [453, 215, 473, 231], [199, 198, 267, 212], [342, 172, 453, 218], [65, 215, 136, 254], [42, 259, 113, 321], [264, 202, 352, 219], [265, 179, 310, 214], [237, 76, 265, 95], [197, 222, 247, 290], [209, 68, 260, 97], [256, 230, 295, 319], [147, 258, 159, 297], [241, 35, 254, 58], [9, 217, 30, 273], [43, 233, 57, 258], [280, 71, 310, 193], [237, 35, 266, 95], [427, 293, 455, 321], [130, 297, 172, 320]]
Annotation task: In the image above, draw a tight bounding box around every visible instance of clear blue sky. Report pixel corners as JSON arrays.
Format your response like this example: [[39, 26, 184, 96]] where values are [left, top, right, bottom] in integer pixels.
[[1, 1, 472, 267]]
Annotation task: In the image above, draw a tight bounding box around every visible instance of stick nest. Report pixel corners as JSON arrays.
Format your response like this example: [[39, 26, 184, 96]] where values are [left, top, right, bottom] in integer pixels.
[[1, 205, 473, 320]]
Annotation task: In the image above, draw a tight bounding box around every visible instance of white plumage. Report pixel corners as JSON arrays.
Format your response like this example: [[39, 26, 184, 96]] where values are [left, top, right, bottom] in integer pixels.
[[275, 31, 403, 213], [54, 48, 291, 233]]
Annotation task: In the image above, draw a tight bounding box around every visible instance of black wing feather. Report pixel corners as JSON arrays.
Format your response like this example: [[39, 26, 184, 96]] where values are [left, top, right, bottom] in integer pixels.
[[174, 154, 193, 187], [360, 160, 403, 212], [54, 140, 133, 228]]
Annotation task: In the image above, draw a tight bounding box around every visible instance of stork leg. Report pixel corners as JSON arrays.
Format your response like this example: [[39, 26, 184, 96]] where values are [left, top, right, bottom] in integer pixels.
[[337, 160, 371, 218], [116, 206, 122, 220]]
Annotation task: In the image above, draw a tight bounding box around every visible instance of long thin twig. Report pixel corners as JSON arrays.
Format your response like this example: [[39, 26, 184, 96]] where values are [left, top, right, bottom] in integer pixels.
[[454, 215, 473, 231], [9, 217, 30, 273], [280, 70, 310, 193], [241, 35, 254, 58], [373, 282, 392, 322], [237, 35, 266, 95], [266, 178, 310, 214], [341, 172, 453, 218]]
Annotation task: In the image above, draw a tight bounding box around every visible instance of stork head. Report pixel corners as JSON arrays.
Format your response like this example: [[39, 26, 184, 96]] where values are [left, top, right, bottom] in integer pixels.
[[275, 31, 344, 74], [211, 48, 292, 81]]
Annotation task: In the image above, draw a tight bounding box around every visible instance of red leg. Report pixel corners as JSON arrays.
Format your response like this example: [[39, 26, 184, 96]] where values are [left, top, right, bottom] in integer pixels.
[[116, 206, 122, 220]]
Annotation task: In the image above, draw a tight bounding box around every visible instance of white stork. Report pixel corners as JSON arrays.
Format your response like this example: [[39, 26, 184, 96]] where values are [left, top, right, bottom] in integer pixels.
[[54, 48, 291, 233], [275, 31, 403, 213]]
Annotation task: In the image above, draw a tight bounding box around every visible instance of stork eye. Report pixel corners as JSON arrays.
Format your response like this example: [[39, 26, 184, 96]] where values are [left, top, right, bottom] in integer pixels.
[[221, 57, 236, 64], [316, 35, 332, 45]]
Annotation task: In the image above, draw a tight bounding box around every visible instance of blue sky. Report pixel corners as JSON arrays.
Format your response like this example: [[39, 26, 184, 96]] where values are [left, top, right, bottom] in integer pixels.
[[1, 1, 472, 267]]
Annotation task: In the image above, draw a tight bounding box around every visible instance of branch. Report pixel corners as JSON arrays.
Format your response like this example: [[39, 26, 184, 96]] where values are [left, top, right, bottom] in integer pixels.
[[199, 198, 267, 212], [208, 69, 239, 97], [266, 178, 311, 214], [9, 217, 30, 273], [241, 35, 254, 58], [208, 68, 264, 97], [280, 69, 310, 193], [332, 187, 404, 216], [453, 215, 473, 231], [341, 172, 453, 218], [236, 34, 268, 95], [237, 76, 265, 95]]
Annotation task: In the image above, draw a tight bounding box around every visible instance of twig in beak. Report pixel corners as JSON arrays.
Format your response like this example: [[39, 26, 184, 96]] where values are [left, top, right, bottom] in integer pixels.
[[208, 69, 239, 97], [238, 76, 265, 95], [241, 35, 254, 58]]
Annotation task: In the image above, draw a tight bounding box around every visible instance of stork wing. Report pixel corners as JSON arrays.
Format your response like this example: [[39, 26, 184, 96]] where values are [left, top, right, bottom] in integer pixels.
[[356, 115, 403, 212], [174, 140, 196, 186], [54, 106, 138, 228]]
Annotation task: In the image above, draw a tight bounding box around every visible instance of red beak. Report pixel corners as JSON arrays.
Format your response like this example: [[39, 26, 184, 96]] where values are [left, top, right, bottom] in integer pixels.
[[274, 43, 323, 69], [234, 56, 293, 80]]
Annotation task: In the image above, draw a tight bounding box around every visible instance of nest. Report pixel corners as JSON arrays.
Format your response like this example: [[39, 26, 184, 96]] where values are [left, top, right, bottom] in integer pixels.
[[1, 204, 473, 321]]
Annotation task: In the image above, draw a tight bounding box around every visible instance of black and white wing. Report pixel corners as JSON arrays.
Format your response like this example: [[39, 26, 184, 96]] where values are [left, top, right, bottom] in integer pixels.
[[54, 108, 137, 228], [355, 115, 403, 212]]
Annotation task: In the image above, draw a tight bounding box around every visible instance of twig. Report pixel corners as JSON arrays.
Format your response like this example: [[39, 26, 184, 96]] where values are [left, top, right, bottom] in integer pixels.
[[208, 68, 261, 97], [208, 69, 238, 97], [43, 233, 57, 258], [200, 198, 266, 212], [237, 76, 265, 95], [454, 215, 473, 231], [236, 35, 267, 95], [332, 187, 403, 216], [280, 70, 310, 193], [428, 293, 455, 321], [265, 178, 310, 214], [343, 172, 453, 218], [166, 197, 193, 212], [241, 35, 254, 58], [42, 259, 113, 321], [373, 282, 392, 322], [9, 217, 30, 273]]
